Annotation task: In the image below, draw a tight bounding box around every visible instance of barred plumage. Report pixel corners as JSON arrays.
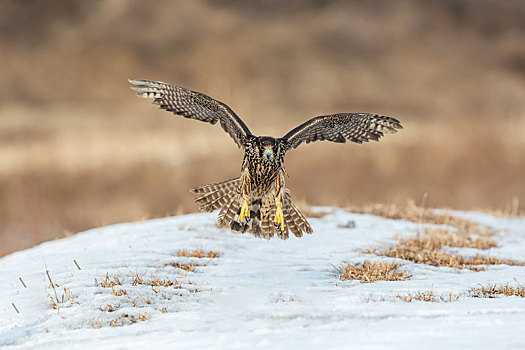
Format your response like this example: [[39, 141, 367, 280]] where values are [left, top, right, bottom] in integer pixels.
[[130, 78, 402, 239]]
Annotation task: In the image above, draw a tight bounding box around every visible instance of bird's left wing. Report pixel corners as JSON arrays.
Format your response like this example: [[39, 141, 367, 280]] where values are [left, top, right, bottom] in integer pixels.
[[280, 113, 402, 151], [129, 79, 253, 149]]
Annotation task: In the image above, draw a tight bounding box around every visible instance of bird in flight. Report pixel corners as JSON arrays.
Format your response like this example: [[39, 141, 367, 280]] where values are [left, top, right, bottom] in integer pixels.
[[129, 78, 402, 239]]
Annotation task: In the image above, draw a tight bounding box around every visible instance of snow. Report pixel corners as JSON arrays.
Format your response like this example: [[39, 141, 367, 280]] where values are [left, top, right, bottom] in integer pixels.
[[1, 209, 525, 349]]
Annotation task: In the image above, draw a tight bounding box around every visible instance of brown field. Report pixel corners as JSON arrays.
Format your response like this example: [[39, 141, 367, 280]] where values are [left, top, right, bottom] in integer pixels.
[[1, 0, 524, 256]]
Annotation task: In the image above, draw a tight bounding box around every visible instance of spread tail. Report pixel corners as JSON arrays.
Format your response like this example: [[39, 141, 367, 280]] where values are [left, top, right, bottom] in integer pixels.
[[256, 190, 313, 240], [191, 179, 313, 239], [279, 190, 313, 239], [190, 178, 241, 212]]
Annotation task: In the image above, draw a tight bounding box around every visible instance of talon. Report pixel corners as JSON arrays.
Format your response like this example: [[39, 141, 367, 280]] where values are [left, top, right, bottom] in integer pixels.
[[273, 201, 285, 231], [239, 199, 250, 222]]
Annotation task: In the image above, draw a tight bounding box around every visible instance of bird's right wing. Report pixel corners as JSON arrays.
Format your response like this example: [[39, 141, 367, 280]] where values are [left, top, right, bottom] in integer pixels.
[[129, 79, 253, 149], [280, 113, 402, 151]]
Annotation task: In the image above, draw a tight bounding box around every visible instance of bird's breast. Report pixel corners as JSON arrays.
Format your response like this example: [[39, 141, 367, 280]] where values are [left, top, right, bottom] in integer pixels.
[[243, 159, 281, 196]]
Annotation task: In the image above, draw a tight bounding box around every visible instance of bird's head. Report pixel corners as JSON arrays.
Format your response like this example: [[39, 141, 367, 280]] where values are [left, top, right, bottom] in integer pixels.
[[258, 136, 280, 163]]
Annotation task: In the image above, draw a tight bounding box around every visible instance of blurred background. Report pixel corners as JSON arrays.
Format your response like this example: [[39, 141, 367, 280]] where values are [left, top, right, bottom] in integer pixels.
[[1, 0, 524, 256]]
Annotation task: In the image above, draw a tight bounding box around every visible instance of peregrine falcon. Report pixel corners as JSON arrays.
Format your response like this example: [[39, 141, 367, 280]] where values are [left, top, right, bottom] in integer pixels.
[[129, 78, 402, 239]]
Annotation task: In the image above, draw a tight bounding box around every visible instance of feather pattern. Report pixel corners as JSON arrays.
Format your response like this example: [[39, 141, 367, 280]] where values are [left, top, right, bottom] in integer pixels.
[[129, 79, 253, 149], [191, 178, 240, 212], [280, 113, 402, 150]]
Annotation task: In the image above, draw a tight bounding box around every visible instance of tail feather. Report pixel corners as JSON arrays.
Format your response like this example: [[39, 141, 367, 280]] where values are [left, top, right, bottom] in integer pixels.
[[279, 204, 294, 239], [218, 194, 242, 229], [191, 178, 313, 239], [191, 178, 240, 212], [283, 191, 313, 237], [291, 202, 313, 234], [190, 178, 240, 195], [196, 190, 233, 212], [260, 207, 276, 239], [283, 201, 301, 238]]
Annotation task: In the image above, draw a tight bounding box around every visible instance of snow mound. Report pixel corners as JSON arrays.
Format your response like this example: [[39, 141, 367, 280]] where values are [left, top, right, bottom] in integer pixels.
[[1, 209, 525, 349]]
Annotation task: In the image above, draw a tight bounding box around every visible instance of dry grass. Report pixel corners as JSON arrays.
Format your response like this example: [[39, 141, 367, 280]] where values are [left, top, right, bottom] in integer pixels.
[[377, 235, 524, 271], [49, 286, 74, 310], [149, 277, 174, 288], [111, 287, 127, 297], [46, 268, 74, 310], [90, 319, 103, 329], [109, 313, 151, 327], [130, 272, 179, 288], [360, 201, 525, 270], [170, 262, 196, 272], [95, 273, 122, 288], [87, 269, 206, 329], [176, 249, 220, 259], [470, 284, 525, 298], [98, 304, 120, 312], [423, 228, 497, 250], [131, 272, 145, 286], [339, 260, 410, 283], [348, 201, 493, 236], [395, 291, 460, 303]]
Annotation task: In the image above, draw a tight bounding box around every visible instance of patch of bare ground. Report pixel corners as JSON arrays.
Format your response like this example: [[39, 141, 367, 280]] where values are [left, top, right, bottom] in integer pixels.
[[395, 291, 460, 303], [339, 260, 410, 283], [176, 249, 220, 258], [470, 284, 525, 298]]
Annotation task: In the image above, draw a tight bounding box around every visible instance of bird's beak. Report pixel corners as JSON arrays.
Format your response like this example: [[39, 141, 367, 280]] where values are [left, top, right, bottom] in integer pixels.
[[264, 149, 274, 160]]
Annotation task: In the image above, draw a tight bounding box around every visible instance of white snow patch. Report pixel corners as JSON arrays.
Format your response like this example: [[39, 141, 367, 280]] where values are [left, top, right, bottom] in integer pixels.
[[1, 209, 525, 349]]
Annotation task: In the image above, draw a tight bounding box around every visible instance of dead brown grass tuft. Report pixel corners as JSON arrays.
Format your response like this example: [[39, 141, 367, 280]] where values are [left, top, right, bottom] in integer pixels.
[[131, 272, 145, 286], [176, 249, 220, 258], [111, 286, 127, 297], [98, 304, 120, 312], [149, 276, 174, 287], [395, 291, 460, 303], [46, 268, 74, 310], [339, 260, 410, 283], [378, 235, 524, 271], [470, 284, 525, 298], [109, 313, 150, 327], [90, 319, 103, 329], [424, 228, 497, 250], [170, 262, 196, 272], [95, 273, 122, 288]]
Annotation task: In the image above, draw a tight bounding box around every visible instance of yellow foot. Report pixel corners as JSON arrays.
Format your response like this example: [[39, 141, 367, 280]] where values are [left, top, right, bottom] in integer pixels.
[[238, 198, 250, 222], [273, 201, 285, 231]]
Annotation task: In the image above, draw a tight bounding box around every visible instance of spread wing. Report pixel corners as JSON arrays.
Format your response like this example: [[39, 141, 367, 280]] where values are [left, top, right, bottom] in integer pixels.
[[280, 113, 402, 150], [129, 78, 253, 149]]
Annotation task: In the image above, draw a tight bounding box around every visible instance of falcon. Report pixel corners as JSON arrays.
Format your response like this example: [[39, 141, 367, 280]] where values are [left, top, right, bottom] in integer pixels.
[[129, 78, 402, 239]]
